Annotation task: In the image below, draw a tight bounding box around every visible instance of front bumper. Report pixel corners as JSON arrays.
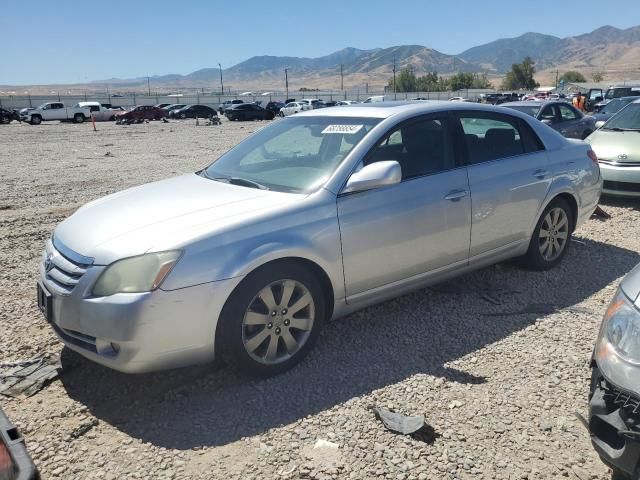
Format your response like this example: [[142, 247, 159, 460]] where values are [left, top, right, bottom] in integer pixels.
[[589, 365, 640, 477], [599, 162, 640, 197], [39, 251, 241, 373]]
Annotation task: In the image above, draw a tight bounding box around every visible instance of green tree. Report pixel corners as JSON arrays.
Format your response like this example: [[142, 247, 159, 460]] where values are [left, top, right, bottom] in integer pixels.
[[559, 71, 587, 83], [388, 67, 417, 92], [592, 71, 606, 82], [502, 57, 539, 90]]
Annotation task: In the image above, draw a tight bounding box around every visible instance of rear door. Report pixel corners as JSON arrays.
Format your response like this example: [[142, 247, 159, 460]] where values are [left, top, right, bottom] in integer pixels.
[[556, 103, 586, 138], [455, 111, 551, 260]]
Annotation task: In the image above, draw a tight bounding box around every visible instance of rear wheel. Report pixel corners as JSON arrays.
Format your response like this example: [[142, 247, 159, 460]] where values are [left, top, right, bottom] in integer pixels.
[[522, 197, 573, 270], [180, 113, 186, 119], [30, 115, 42, 125], [74, 113, 85, 123], [217, 262, 325, 377]]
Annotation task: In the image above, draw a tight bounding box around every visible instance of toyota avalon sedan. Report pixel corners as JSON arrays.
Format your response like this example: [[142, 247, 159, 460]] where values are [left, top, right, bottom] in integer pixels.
[[590, 263, 640, 480], [38, 102, 602, 376]]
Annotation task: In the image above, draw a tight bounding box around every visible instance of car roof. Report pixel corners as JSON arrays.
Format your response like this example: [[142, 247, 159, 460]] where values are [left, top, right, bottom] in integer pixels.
[[296, 100, 530, 119]]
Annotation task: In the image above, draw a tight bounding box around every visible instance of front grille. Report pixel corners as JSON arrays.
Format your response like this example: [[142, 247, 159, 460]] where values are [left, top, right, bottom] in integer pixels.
[[41, 239, 89, 295], [603, 180, 640, 193], [602, 381, 640, 415], [599, 159, 640, 167]]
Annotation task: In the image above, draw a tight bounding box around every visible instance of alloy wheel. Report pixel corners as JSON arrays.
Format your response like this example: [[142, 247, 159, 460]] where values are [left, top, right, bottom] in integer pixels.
[[242, 279, 315, 365], [538, 207, 569, 261]]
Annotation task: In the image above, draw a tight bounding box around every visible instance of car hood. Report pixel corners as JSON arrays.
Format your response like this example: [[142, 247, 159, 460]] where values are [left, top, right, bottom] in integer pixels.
[[586, 130, 640, 163], [54, 173, 301, 264]]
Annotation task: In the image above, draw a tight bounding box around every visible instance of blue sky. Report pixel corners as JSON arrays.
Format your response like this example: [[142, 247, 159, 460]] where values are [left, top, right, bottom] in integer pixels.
[[1, 0, 639, 85]]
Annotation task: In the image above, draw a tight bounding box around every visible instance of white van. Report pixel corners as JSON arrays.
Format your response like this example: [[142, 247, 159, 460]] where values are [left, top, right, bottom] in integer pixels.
[[363, 95, 386, 103]]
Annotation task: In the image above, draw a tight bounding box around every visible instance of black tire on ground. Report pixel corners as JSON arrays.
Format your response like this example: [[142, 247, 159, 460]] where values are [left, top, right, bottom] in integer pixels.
[[611, 468, 632, 480], [582, 129, 593, 139], [216, 261, 326, 378], [279, 111, 284, 117], [521, 197, 573, 270], [109, 115, 116, 121], [0, 117, 10, 124], [30, 115, 42, 125], [180, 113, 186, 119], [74, 113, 85, 123]]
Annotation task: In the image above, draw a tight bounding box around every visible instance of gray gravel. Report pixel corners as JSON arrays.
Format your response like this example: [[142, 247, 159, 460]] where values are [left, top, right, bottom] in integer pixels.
[[2, 119, 639, 479]]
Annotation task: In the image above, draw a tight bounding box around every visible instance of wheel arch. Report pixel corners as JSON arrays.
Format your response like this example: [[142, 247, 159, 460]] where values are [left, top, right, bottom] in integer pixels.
[[229, 256, 335, 322]]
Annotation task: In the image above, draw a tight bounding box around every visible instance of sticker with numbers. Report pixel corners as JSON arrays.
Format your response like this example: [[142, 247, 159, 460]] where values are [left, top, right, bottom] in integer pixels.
[[321, 124, 364, 134]]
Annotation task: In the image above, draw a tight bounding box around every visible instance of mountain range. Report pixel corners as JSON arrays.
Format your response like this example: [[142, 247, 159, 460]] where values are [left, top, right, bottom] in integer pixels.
[[12, 25, 640, 91]]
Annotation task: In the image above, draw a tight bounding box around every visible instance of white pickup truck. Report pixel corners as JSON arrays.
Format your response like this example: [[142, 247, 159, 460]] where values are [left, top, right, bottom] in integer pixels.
[[75, 102, 121, 121], [21, 102, 92, 125]]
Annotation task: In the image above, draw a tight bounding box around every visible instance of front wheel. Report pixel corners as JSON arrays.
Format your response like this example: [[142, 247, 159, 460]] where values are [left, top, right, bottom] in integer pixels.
[[30, 115, 42, 125], [521, 197, 573, 270], [216, 262, 325, 377], [74, 113, 85, 123]]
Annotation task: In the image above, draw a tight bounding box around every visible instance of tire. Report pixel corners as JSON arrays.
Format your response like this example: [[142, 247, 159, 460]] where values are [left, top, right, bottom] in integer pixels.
[[521, 197, 573, 270], [180, 113, 186, 119], [611, 469, 632, 480], [30, 115, 42, 125], [109, 115, 115, 121], [279, 111, 284, 117], [216, 261, 325, 377], [74, 113, 85, 124], [0, 117, 9, 124], [582, 129, 593, 139]]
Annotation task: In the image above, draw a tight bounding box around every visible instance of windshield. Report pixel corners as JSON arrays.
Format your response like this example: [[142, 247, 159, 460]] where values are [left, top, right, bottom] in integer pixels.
[[600, 98, 634, 114], [504, 105, 541, 117], [602, 103, 640, 130], [203, 116, 380, 193]]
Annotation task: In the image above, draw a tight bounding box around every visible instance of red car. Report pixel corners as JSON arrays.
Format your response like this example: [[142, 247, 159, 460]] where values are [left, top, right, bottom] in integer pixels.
[[115, 105, 166, 124]]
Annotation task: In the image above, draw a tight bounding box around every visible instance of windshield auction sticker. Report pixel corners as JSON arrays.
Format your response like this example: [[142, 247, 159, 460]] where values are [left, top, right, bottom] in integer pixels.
[[321, 124, 364, 134]]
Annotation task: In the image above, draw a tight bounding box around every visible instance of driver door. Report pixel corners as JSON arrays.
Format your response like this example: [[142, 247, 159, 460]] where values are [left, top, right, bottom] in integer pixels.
[[337, 114, 471, 300]]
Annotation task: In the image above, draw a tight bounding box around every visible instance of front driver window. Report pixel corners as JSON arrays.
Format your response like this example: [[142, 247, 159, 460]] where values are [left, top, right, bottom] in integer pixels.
[[366, 116, 453, 180]]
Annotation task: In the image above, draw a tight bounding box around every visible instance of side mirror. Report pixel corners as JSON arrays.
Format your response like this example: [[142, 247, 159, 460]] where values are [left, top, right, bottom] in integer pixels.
[[541, 119, 553, 125], [342, 161, 401, 194], [595, 120, 606, 129]]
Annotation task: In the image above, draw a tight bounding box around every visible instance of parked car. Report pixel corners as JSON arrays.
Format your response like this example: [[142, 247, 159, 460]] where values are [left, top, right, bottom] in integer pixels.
[[169, 104, 216, 119], [279, 101, 309, 117], [586, 99, 640, 197], [74, 101, 120, 121], [218, 99, 243, 114], [336, 100, 359, 105], [298, 99, 323, 110], [38, 102, 601, 376], [154, 103, 172, 109], [225, 103, 274, 121], [21, 102, 91, 125], [591, 96, 639, 128], [115, 105, 166, 124], [265, 101, 284, 116], [162, 104, 186, 113], [501, 100, 597, 139], [587, 85, 640, 112], [363, 95, 386, 103], [0, 107, 20, 124], [0, 406, 38, 479], [589, 262, 640, 479]]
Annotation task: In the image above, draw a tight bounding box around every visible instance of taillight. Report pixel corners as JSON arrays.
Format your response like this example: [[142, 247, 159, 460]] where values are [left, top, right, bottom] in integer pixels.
[[588, 150, 598, 164]]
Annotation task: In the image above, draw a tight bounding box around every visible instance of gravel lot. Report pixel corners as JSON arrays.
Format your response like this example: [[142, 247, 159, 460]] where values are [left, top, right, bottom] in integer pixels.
[[2, 119, 640, 479]]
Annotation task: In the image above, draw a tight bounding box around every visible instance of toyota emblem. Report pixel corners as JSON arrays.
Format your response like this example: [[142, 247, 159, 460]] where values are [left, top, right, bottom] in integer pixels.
[[618, 154, 629, 161]]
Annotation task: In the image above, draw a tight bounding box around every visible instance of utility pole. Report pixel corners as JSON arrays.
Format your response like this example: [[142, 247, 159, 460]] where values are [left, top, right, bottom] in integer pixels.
[[340, 63, 344, 91], [147, 76, 151, 96], [285, 67, 289, 100], [555, 70, 559, 89], [218, 63, 224, 95], [393, 58, 397, 100]]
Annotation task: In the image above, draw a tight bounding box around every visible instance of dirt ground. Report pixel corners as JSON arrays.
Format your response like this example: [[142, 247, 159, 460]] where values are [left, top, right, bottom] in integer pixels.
[[1, 118, 639, 479]]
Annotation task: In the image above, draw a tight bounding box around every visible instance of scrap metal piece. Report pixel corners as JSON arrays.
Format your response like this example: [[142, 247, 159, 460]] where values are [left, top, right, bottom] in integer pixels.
[[372, 406, 425, 435], [0, 355, 61, 398]]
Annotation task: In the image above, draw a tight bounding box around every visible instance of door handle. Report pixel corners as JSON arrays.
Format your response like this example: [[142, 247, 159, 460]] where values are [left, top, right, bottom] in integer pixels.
[[444, 190, 468, 201], [533, 169, 549, 179]]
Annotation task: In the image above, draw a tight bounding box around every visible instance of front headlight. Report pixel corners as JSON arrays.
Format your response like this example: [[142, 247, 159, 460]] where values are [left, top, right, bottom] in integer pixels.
[[92, 251, 181, 296], [602, 288, 640, 363]]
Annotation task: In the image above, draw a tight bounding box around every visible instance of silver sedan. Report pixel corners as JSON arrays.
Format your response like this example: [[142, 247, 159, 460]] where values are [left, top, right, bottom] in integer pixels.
[[38, 102, 602, 375]]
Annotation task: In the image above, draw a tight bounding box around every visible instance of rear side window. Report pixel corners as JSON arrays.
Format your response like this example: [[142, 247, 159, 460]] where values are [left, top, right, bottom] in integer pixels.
[[458, 113, 543, 164]]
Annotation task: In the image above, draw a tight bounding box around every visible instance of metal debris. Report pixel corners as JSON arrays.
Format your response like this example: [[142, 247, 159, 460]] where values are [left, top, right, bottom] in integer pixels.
[[372, 406, 425, 435], [0, 354, 61, 397]]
